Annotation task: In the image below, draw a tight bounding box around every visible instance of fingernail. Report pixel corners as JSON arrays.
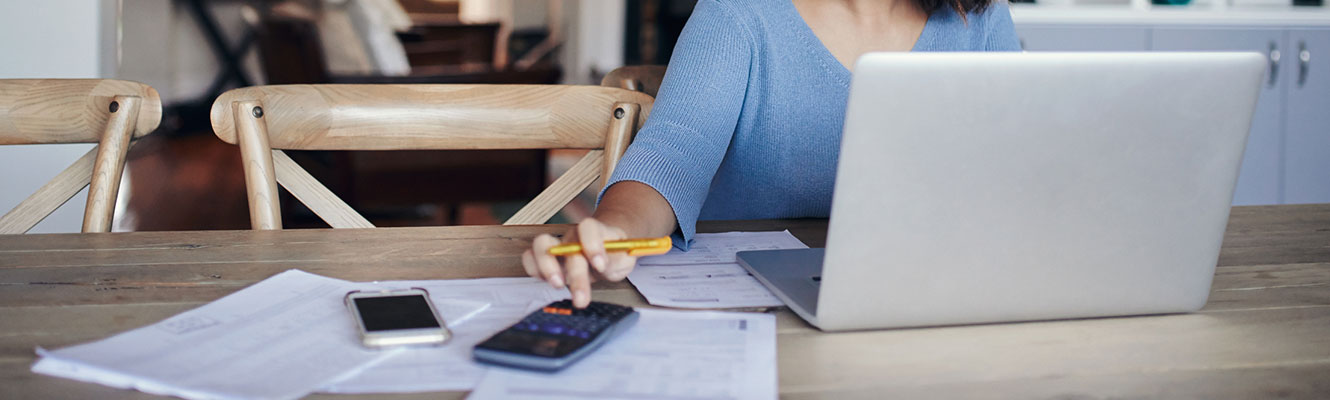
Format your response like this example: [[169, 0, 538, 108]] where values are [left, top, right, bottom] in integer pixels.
[[551, 274, 565, 287], [573, 291, 588, 307], [591, 255, 607, 272]]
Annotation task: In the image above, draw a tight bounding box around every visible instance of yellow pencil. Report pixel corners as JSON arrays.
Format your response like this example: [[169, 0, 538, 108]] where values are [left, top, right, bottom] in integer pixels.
[[547, 236, 673, 257]]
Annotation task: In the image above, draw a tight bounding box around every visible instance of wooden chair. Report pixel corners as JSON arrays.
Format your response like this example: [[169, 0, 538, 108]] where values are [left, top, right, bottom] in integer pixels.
[[601, 65, 666, 98], [208, 84, 654, 229], [0, 79, 162, 234]]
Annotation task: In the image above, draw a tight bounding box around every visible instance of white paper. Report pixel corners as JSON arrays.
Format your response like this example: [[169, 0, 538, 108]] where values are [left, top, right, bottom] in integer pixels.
[[321, 278, 570, 393], [467, 309, 778, 400], [628, 231, 808, 308], [31, 270, 404, 400]]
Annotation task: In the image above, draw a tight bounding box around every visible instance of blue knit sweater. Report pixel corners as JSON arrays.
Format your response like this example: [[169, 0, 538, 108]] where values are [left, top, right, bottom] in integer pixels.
[[602, 0, 1021, 249]]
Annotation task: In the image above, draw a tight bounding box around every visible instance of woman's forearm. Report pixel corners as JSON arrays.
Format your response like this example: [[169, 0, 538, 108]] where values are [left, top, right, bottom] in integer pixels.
[[592, 181, 678, 239]]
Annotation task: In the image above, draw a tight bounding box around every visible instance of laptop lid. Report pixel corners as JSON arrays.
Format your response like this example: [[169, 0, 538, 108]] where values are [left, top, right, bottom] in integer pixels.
[[813, 52, 1264, 331]]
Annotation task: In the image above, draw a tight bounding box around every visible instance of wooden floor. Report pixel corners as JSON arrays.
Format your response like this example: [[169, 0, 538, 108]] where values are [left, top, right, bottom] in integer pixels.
[[124, 133, 250, 231]]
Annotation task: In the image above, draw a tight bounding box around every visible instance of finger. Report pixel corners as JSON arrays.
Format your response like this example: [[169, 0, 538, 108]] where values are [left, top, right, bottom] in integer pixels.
[[565, 254, 593, 308], [576, 219, 609, 274], [521, 249, 538, 278], [602, 253, 638, 282], [531, 234, 565, 288]]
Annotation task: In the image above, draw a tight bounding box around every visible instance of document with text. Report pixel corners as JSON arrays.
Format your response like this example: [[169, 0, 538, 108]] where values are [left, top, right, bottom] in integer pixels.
[[31, 270, 403, 400], [627, 231, 808, 309], [468, 308, 778, 400]]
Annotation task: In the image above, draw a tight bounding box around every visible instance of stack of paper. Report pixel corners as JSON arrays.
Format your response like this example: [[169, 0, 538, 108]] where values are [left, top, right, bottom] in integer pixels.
[[30, 270, 565, 399], [31, 270, 402, 400], [627, 231, 808, 309]]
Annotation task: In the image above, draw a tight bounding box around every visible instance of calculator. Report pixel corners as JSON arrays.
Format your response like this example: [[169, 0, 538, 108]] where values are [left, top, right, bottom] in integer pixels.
[[473, 300, 639, 371]]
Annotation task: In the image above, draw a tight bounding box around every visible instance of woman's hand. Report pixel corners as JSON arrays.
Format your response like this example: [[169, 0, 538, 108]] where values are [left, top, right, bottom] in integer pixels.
[[522, 218, 641, 308], [522, 181, 679, 308]]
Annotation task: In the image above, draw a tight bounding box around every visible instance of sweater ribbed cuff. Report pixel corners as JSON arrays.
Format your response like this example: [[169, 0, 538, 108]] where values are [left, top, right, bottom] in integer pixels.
[[598, 143, 713, 251]]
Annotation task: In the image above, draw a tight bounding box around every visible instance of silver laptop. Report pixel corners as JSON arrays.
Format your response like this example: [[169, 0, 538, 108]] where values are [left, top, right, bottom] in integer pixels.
[[737, 52, 1265, 331]]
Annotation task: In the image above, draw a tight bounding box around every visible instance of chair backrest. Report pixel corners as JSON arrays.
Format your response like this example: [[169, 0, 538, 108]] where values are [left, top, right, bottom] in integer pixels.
[[209, 84, 653, 230], [0, 79, 162, 234], [601, 65, 666, 98]]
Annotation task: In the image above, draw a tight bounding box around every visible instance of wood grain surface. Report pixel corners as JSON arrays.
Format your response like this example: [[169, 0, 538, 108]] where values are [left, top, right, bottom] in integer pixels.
[[0, 205, 1326, 399], [209, 85, 653, 150], [82, 96, 141, 233], [2, 80, 163, 234], [0, 79, 161, 145]]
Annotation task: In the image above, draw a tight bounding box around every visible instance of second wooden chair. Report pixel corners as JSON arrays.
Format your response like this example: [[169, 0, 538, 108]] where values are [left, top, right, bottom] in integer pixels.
[[0, 79, 161, 234], [601, 65, 666, 98], [209, 84, 654, 229]]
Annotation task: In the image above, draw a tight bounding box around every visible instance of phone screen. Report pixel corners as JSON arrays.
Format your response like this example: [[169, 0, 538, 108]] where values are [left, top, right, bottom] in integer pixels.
[[353, 295, 441, 332]]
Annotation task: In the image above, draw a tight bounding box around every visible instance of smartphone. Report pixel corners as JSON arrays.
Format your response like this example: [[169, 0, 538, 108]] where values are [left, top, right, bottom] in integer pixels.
[[345, 288, 451, 348]]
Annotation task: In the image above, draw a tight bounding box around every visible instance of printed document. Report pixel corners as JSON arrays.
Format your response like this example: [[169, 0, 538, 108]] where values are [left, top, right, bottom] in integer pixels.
[[322, 278, 569, 393], [31, 270, 403, 400], [627, 231, 808, 308], [468, 308, 778, 400]]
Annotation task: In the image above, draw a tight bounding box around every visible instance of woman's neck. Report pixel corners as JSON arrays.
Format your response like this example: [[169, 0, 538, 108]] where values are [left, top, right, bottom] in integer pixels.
[[792, 0, 930, 70], [844, 0, 918, 16], [796, 0, 927, 32]]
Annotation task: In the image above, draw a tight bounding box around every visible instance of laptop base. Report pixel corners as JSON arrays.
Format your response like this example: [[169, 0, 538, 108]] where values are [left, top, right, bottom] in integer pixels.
[[737, 248, 825, 326]]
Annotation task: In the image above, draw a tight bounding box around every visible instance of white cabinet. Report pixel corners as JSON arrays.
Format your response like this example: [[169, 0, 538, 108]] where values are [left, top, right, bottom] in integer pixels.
[[1283, 28, 1330, 204], [1016, 25, 1149, 51], [1013, 16, 1330, 205], [1151, 28, 1287, 205]]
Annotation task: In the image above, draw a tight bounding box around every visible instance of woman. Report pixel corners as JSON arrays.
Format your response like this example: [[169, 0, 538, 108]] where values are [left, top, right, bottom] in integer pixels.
[[525, 0, 1020, 307]]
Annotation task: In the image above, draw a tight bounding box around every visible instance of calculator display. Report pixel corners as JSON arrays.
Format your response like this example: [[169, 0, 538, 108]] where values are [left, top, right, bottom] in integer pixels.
[[479, 330, 586, 357]]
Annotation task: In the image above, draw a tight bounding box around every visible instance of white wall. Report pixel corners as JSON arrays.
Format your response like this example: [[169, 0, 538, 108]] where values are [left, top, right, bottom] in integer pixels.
[[0, 0, 115, 233], [563, 0, 624, 84]]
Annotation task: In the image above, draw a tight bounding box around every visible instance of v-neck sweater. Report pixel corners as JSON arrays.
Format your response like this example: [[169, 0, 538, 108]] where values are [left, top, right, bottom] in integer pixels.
[[602, 0, 1021, 249]]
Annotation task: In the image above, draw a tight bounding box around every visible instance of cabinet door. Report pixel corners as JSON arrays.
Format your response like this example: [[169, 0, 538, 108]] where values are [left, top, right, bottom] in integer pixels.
[[1283, 28, 1330, 204], [1015, 25, 1149, 51], [1153, 28, 1286, 205]]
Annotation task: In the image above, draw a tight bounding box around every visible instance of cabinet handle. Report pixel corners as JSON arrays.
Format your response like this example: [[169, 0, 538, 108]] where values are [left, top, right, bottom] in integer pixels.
[[1298, 41, 1310, 88], [1268, 41, 1281, 88]]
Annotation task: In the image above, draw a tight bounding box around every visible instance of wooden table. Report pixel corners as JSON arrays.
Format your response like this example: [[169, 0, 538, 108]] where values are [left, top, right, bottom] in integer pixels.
[[1, 205, 1327, 399]]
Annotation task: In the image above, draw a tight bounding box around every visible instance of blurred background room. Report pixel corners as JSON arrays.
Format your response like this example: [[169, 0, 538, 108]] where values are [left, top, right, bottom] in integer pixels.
[[0, 0, 1326, 233]]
